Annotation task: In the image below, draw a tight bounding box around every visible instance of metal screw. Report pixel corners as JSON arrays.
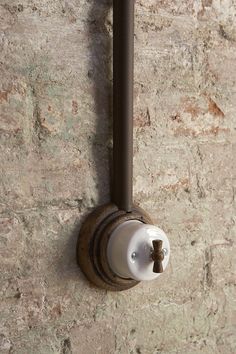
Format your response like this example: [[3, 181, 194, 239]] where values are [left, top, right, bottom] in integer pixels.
[[131, 252, 137, 261], [163, 248, 168, 256]]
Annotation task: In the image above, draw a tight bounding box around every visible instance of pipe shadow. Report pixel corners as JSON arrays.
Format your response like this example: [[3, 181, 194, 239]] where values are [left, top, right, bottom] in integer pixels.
[[56, 1, 113, 283], [88, 0, 113, 205]]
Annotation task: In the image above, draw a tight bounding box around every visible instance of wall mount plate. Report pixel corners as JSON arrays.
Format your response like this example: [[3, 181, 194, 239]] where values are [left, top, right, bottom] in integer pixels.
[[77, 203, 153, 291]]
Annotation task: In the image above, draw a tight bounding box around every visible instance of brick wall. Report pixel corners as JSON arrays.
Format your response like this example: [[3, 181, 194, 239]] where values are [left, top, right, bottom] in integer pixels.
[[0, 1, 235, 353]]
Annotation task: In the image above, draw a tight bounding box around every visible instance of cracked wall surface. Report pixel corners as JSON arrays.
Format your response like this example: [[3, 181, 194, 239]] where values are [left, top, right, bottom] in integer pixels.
[[0, 0, 236, 353]]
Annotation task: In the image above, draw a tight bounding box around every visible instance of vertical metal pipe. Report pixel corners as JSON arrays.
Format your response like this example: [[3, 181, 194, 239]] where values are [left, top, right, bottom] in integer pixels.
[[112, 0, 134, 212]]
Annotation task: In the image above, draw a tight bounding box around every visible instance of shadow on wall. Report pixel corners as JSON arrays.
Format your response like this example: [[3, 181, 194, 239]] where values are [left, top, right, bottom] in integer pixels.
[[88, 0, 113, 205], [56, 0, 113, 282]]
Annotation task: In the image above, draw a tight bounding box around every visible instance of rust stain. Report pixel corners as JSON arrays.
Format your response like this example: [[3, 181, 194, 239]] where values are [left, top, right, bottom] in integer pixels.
[[0, 91, 9, 102], [197, 0, 213, 18], [208, 97, 225, 118], [0, 84, 25, 103], [72, 100, 78, 115], [184, 103, 201, 118], [181, 97, 202, 118], [207, 126, 228, 135], [161, 178, 189, 192]]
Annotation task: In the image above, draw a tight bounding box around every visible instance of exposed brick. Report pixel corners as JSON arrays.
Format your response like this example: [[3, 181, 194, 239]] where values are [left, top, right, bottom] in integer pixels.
[[0, 0, 235, 353]]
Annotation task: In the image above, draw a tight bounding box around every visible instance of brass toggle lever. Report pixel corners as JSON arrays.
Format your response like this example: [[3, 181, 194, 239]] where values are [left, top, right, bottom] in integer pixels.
[[152, 240, 165, 274]]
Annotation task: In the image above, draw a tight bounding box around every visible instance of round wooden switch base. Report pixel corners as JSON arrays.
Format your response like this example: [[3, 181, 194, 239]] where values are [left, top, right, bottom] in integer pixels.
[[77, 203, 153, 291]]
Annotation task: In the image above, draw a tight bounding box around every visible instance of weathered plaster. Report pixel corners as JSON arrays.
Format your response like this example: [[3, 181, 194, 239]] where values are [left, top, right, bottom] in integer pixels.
[[0, 0, 235, 353]]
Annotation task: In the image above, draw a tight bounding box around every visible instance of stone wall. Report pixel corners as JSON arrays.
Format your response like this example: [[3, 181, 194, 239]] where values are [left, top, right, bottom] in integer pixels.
[[0, 0, 235, 353]]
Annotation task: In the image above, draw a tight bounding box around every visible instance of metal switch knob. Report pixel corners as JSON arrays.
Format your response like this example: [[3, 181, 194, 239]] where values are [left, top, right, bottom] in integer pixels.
[[152, 240, 165, 274]]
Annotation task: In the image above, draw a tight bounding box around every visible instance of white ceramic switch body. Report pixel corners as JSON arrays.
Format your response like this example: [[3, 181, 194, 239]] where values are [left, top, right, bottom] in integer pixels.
[[107, 220, 170, 281]]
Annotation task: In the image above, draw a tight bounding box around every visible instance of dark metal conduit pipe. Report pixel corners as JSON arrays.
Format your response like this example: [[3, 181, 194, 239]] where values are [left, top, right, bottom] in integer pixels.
[[112, 0, 134, 212]]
